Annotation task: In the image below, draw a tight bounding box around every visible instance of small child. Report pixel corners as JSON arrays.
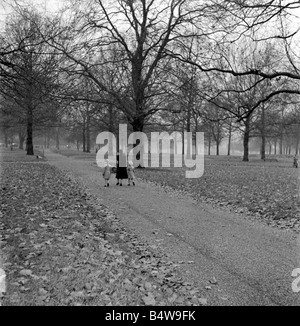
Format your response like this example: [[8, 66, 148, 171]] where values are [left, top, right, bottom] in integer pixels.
[[127, 161, 135, 186], [103, 159, 111, 187]]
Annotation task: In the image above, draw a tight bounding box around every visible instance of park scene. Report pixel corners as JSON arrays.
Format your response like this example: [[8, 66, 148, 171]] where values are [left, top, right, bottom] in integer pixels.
[[0, 0, 300, 307]]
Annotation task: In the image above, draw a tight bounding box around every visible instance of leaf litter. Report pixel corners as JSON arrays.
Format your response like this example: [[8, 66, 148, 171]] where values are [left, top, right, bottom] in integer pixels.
[[135, 157, 300, 232], [0, 150, 207, 306]]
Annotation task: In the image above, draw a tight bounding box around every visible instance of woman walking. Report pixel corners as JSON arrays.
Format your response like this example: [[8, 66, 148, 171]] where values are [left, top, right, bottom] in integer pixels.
[[116, 151, 128, 186]]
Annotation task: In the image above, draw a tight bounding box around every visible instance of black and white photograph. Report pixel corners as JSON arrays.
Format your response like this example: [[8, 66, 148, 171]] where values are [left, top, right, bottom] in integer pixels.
[[0, 0, 300, 311]]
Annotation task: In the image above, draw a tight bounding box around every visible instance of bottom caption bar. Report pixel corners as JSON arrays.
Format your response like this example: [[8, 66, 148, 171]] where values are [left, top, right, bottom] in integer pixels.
[[103, 307, 200, 323]]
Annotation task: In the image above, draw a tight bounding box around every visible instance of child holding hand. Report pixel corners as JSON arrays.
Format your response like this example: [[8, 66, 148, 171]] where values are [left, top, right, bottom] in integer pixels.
[[127, 161, 136, 186], [103, 159, 111, 187]]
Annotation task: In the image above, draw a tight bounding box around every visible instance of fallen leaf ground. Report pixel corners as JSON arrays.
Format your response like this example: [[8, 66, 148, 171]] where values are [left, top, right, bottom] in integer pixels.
[[0, 149, 206, 306], [134, 156, 300, 231]]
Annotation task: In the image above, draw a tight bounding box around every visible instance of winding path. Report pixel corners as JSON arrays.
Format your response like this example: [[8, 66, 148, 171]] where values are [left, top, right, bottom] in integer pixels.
[[46, 151, 300, 306]]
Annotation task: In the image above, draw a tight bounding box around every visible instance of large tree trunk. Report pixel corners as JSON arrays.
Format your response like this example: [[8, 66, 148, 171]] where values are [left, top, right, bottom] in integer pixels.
[[131, 116, 145, 167], [186, 103, 192, 159], [4, 130, 8, 148], [279, 108, 284, 155], [216, 123, 221, 156], [243, 116, 251, 162], [194, 118, 198, 156], [108, 105, 115, 156], [227, 121, 232, 156], [26, 50, 34, 156], [260, 105, 266, 160], [26, 105, 34, 155], [86, 111, 90, 153], [216, 140, 220, 156], [182, 122, 185, 155], [56, 126, 60, 150], [261, 135, 266, 160], [82, 120, 86, 152]]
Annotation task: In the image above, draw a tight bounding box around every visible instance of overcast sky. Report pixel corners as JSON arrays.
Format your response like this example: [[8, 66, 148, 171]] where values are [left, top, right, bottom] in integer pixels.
[[0, 0, 64, 16], [0, 0, 299, 47], [0, 0, 66, 27]]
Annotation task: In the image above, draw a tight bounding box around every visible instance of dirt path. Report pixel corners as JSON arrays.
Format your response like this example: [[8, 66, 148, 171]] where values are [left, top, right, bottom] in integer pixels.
[[46, 151, 300, 306]]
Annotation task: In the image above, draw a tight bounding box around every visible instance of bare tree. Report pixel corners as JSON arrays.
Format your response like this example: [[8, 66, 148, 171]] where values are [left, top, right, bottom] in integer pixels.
[[43, 0, 226, 134], [0, 7, 66, 155], [174, 0, 300, 117]]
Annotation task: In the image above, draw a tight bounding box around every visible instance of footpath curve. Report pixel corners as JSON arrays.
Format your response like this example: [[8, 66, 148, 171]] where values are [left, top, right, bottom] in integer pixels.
[[46, 151, 300, 306]]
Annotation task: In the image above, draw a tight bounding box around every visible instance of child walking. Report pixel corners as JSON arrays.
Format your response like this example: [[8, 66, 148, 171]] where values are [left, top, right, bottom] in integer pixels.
[[127, 161, 135, 186], [103, 159, 111, 187]]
